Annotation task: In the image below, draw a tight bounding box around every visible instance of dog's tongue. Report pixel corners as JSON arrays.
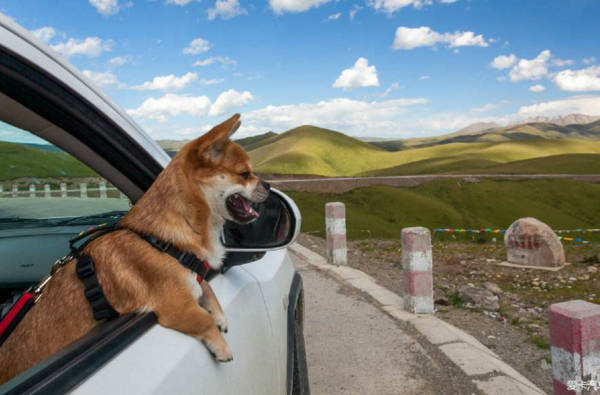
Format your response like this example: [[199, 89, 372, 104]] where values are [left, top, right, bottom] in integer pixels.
[[233, 194, 258, 219]]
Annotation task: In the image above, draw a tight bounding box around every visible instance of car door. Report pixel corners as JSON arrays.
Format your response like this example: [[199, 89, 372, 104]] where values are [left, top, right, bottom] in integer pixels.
[[0, 14, 285, 394]]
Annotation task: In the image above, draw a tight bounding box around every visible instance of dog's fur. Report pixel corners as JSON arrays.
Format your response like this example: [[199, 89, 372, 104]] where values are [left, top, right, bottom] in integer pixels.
[[0, 114, 269, 383]]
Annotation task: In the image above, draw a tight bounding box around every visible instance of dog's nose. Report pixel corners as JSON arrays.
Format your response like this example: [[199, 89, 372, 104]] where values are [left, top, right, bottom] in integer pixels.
[[262, 181, 270, 191]]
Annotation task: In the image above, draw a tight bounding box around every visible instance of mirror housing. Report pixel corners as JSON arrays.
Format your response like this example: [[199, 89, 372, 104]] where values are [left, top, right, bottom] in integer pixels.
[[221, 188, 301, 251]]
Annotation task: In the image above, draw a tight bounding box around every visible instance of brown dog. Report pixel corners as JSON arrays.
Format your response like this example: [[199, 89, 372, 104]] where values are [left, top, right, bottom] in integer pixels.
[[0, 114, 269, 383]]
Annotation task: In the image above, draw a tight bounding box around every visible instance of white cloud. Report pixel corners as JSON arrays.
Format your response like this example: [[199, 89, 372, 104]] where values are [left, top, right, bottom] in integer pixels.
[[269, 0, 335, 14], [109, 56, 133, 66], [553, 66, 600, 92], [209, 89, 254, 116], [583, 56, 596, 65], [89, 0, 132, 16], [551, 58, 574, 67], [419, 75, 430, 80], [199, 78, 224, 85], [166, 0, 199, 5], [392, 26, 490, 50], [470, 100, 510, 113], [332, 57, 380, 90], [131, 72, 198, 91], [518, 95, 600, 118], [82, 70, 120, 87], [491, 54, 516, 70], [193, 56, 236, 68], [242, 97, 429, 137], [381, 82, 399, 97], [328, 12, 341, 20], [50, 37, 113, 58], [207, 0, 247, 20], [370, 0, 460, 14], [127, 94, 211, 122], [529, 84, 545, 92], [349, 4, 362, 20], [183, 38, 211, 55], [31, 26, 56, 43], [508, 50, 551, 82]]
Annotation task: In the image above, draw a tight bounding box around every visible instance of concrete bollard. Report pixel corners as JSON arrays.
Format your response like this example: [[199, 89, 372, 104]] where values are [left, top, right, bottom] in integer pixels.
[[401, 227, 434, 314], [79, 183, 87, 199], [29, 184, 36, 198], [60, 183, 67, 198], [44, 184, 51, 198], [548, 300, 600, 394], [325, 202, 347, 265], [12, 185, 18, 198], [99, 182, 107, 199]]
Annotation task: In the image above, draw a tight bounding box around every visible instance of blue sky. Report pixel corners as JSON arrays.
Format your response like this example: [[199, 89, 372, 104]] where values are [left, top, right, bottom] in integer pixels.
[[2, 0, 600, 141]]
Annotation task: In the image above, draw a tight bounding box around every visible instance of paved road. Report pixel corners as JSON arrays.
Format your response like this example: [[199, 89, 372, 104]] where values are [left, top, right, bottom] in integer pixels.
[[292, 254, 476, 394]]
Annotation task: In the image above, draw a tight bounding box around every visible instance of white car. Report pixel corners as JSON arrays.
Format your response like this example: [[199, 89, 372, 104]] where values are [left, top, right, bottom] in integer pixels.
[[0, 14, 309, 395]]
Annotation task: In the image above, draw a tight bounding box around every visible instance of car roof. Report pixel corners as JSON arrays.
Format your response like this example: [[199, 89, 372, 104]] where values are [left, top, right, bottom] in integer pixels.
[[0, 13, 171, 168]]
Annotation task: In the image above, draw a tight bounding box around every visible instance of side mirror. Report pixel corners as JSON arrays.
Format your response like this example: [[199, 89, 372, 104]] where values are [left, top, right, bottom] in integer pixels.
[[221, 188, 301, 251]]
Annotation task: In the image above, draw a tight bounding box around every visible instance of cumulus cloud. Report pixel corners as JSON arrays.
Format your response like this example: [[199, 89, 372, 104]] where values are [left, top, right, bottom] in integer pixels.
[[381, 82, 399, 97], [82, 70, 120, 87], [370, 0, 460, 14], [553, 66, 600, 92], [127, 94, 211, 122], [50, 37, 113, 58], [551, 58, 574, 67], [529, 84, 545, 92], [491, 54, 516, 70], [269, 0, 335, 14], [332, 57, 380, 90], [109, 56, 133, 66], [419, 75, 430, 80], [583, 57, 596, 65], [31, 26, 56, 43], [242, 97, 429, 137], [131, 72, 198, 91], [209, 89, 254, 116], [89, 0, 132, 16], [207, 0, 247, 20], [166, 0, 199, 5], [183, 38, 211, 55], [392, 26, 490, 50], [199, 78, 224, 85], [508, 50, 551, 82], [193, 56, 236, 68], [518, 95, 600, 118], [328, 12, 341, 20]]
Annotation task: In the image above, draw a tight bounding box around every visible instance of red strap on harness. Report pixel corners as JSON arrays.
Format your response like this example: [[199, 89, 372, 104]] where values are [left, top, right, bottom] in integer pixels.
[[0, 292, 35, 345], [196, 261, 210, 284]]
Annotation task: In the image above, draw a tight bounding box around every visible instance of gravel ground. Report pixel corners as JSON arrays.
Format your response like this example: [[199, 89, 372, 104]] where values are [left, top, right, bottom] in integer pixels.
[[296, 233, 600, 394]]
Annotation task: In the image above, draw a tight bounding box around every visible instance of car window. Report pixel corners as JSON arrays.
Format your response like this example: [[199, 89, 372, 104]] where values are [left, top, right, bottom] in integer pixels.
[[0, 120, 130, 301]]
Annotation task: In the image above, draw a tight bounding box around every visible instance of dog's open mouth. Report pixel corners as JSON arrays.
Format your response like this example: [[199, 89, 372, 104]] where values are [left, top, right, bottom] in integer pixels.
[[226, 193, 259, 223]]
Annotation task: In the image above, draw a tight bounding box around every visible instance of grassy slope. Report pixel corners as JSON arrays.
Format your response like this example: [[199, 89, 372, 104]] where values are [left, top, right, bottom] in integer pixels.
[[250, 125, 600, 176], [287, 179, 600, 240], [234, 131, 278, 151], [0, 141, 96, 180]]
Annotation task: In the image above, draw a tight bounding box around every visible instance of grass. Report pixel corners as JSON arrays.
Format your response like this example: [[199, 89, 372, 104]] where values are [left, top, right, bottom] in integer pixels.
[[249, 125, 600, 176], [0, 141, 96, 180], [526, 335, 551, 350], [286, 178, 600, 240]]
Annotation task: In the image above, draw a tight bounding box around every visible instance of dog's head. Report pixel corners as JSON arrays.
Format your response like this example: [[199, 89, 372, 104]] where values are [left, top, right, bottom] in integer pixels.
[[180, 114, 269, 225]]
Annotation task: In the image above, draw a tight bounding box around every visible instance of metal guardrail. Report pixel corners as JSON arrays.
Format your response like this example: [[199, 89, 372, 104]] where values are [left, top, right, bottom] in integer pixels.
[[0, 182, 127, 199]]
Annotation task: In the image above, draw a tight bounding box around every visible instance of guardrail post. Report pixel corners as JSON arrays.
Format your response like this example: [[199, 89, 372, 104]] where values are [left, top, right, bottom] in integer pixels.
[[79, 183, 87, 199], [99, 181, 107, 199], [0, 185, 3, 197], [60, 183, 67, 198], [401, 227, 434, 314], [12, 185, 18, 198], [325, 202, 347, 265], [44, 184, 51, 198], [29, 184, 36, 198], [548, 300, 600, 394]]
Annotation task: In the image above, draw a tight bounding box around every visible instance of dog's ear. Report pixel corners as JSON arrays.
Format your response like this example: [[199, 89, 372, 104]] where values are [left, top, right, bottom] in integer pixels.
[[195, 114, 241, 163]]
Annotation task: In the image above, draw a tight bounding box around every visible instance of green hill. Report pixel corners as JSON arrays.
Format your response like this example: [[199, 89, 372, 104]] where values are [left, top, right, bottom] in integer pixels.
[[287, 179, 600, 240], [234, 131, 278, 151], [0, 141, 96, 180], [249, 125, 600, 176]]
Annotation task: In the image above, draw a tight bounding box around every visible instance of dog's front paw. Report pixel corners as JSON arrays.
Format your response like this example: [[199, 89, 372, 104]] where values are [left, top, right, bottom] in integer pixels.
[[214, 313, 228, 333], [203, 329, 233, 362]]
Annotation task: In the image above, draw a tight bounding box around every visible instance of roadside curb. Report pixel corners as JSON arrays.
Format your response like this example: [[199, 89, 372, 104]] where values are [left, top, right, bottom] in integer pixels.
[[289, 242, 545, 395]]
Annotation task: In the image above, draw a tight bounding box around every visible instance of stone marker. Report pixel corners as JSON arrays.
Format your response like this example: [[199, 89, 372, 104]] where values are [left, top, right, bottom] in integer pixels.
[[504, 217, 565, 268], [325, 202, 347, 265], [402, 227, 434, 314]]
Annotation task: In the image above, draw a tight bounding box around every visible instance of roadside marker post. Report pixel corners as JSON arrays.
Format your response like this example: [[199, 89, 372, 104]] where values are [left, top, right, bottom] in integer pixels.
[[325, 202, 347, 265], [402, 227, 434, 314], [548, 300, 600, 394]]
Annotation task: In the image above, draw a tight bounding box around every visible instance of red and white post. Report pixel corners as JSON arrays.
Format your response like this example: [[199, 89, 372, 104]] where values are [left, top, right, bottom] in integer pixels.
[[325, 202, 347, 265], [548, 300, 600, 394], [402, 227, 434, 314]]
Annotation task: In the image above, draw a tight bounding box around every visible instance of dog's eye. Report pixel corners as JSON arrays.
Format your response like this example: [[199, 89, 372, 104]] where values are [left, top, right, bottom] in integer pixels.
[[239, 171, 250, 180]]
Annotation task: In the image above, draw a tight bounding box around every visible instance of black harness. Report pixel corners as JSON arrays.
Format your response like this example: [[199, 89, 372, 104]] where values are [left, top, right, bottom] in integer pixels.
[[0, 223, 211, 345]]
